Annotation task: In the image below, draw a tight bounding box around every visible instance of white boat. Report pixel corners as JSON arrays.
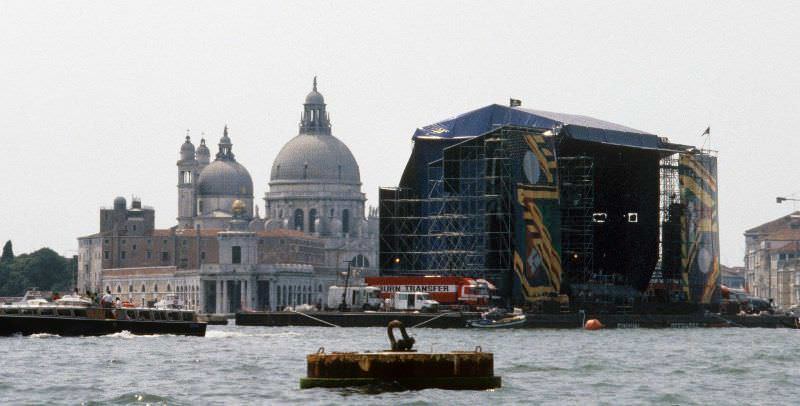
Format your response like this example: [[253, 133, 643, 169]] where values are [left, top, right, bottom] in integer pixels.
[[55, 294, 92, 308], [154, 294, 183, 310], [2, 289, 49, 307]]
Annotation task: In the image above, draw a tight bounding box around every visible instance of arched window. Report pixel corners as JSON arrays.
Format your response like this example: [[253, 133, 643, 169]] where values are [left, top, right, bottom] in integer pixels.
[[294, 209, 304, 231], [351, 254, 369, 268], [308, 209, 317, 233], [154, 284, 159, 293], [167, 284, 171, 292], [342, 209, 350, 234], [303, 163, 308, 179], [129, 285, 133, 293], [141, 284, 146, 293], [116, 285, 121, 293]]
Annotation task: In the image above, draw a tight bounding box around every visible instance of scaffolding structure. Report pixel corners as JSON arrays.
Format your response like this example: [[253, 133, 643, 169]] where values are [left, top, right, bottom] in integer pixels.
[[557, 156, 595, 285], [379, 129, 516, 287], [648, 153, 684, 299]]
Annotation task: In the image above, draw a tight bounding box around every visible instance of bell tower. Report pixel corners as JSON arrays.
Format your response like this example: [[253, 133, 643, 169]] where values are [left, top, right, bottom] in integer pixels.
[[177, 131, 199, 228]]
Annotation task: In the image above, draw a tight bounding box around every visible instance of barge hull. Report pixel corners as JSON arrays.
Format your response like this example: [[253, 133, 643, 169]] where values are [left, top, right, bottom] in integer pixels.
[[0, 315, 207, 337]]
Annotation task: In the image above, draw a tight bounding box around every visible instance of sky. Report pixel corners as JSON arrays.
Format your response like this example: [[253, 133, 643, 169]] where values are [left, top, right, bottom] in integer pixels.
[[1, 1, 799, 266]]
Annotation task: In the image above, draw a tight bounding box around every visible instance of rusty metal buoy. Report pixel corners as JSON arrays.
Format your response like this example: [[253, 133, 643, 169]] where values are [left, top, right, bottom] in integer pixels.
[[300, 320, 501, 390]]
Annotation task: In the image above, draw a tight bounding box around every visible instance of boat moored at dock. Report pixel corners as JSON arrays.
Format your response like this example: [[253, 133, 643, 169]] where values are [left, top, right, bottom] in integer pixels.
[[0, 302, 206, 337]]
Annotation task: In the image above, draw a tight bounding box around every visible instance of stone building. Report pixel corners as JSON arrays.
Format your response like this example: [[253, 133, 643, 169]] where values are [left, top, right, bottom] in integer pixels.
[[263, 77, 378, 285], [743, 211, 800, 308], [77, 78, 378, 313]]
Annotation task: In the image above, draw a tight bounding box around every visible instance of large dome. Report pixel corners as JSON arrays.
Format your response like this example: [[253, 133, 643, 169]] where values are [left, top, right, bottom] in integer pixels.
[[198, 159, 254, 197], [270, 133, 360, 185]]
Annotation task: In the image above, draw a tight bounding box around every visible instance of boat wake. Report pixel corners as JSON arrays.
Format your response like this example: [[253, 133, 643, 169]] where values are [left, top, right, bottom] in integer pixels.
[[28, 333, 60, 339], [205, 330, 302, 339]]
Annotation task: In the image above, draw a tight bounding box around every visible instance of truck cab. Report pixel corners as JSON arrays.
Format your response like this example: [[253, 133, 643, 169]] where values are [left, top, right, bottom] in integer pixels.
[[391, 292, 440, 313]]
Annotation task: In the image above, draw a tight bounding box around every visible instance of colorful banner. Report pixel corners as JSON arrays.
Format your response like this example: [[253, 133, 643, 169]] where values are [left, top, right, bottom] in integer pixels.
[[512, 133, 562, 302], [679, 153, 720, 304]]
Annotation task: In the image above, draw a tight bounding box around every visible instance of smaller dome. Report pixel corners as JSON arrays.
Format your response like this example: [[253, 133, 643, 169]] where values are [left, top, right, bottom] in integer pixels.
[[180, 136, 195, 161], [196, 138, 210, 156], [113, 196, 126, 210], [305, 90, 324, 105], [305, 76, 324, 104], [197, 160, 253, 197], [232, 200, 246, 215]]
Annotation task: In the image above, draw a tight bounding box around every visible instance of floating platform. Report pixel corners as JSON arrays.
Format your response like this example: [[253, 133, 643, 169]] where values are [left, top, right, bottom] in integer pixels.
[[301, 350, 501, 390], [301, 320, 501, 390], [237, 311, 799, 329]]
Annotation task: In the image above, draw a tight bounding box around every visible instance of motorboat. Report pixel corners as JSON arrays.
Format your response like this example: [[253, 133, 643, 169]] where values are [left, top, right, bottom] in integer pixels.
[[466, 307, 527, 328], [0, 291, 205, 337]]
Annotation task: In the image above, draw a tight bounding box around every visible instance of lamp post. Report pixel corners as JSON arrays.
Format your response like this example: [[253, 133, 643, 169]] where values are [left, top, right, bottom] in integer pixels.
[[340, 259, 354, 312]]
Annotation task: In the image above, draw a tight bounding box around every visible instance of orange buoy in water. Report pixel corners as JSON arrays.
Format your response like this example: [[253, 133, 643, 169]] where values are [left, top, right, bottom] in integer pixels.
[[584, 319, 603, 330]]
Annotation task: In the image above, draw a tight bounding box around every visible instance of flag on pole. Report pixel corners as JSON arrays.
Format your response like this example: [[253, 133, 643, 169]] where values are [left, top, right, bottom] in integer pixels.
[[701, 126, 711, 136]]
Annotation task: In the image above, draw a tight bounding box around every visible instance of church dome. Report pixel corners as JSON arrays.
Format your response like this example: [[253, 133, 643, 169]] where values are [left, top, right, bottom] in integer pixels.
[[197, 127, 253, 197], [198, 159, 253, 197], [269, 77, 360, 185], [270, 133, 360, 184]]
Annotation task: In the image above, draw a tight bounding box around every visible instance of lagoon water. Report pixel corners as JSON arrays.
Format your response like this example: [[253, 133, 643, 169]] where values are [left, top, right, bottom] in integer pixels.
[[1, 324, 798, 405]]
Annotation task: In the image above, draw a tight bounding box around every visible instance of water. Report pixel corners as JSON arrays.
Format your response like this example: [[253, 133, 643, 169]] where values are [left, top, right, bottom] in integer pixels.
[[1, 325, 798, 405]]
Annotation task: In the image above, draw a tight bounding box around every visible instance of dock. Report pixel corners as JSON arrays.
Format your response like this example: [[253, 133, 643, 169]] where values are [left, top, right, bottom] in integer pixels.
[[236, 311, 799, 329]]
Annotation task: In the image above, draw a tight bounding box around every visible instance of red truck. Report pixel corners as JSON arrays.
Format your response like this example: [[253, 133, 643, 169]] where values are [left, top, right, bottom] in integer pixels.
[[364, 276, 495, 310]]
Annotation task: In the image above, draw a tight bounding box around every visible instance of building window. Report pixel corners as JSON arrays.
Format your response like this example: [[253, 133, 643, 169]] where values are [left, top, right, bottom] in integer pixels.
[[351, 254, 369, 268], [146, 251, 152, 259], [167, 284, 171, 292], [154, 284, 158, 293], [121, 239, 126, 245], [161, 252, 169, 261], [120, 251, 126, 260], [132, 244, 137, 251], [141, 284, 146, 293], [116, 285, 121, 293], [201, 251, 206, 261], [198, 200, 204, 214], [232, 246, 242, 264], [308, 209, 317, 233], [303, 163, 308, 179], [342, 209, 350, 234], [132, 225, 137, 232], [129, 285, 133, 292], [294, 209, 304, 231], [104, 251, 110, 260]]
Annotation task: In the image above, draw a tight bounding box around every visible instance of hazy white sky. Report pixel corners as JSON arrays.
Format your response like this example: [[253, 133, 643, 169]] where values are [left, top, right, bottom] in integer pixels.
[[1, 1, 799, 266]]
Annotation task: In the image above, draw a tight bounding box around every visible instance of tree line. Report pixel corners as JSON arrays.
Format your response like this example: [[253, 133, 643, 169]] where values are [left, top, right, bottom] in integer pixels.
[[0, 240, 76, 297]]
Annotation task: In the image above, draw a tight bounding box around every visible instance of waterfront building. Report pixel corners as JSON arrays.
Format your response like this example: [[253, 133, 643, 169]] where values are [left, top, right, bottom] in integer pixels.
[[744, 212, 800, 308], [77, 79, 377, 313]]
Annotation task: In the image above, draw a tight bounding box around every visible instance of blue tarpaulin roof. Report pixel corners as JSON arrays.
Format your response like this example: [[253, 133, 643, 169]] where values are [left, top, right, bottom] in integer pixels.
[[413, 104, 663, 149]]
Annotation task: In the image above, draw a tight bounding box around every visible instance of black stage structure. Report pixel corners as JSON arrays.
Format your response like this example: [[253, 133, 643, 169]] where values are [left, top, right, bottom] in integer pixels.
[[380, 104, 720, 310]]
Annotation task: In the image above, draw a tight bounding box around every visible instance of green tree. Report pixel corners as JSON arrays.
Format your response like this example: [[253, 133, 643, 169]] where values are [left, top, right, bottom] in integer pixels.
[[1, 240, 13, 262], [0, 247, 72, 296]]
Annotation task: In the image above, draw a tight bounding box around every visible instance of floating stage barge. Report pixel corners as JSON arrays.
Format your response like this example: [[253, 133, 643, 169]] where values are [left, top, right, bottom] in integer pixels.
[[236, 311, 799, 329]]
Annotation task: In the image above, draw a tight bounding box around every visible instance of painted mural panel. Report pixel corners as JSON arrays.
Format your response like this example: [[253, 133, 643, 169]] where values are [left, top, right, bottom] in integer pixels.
[[679, 153, 720, 304], [512, 132, 562, 302]]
